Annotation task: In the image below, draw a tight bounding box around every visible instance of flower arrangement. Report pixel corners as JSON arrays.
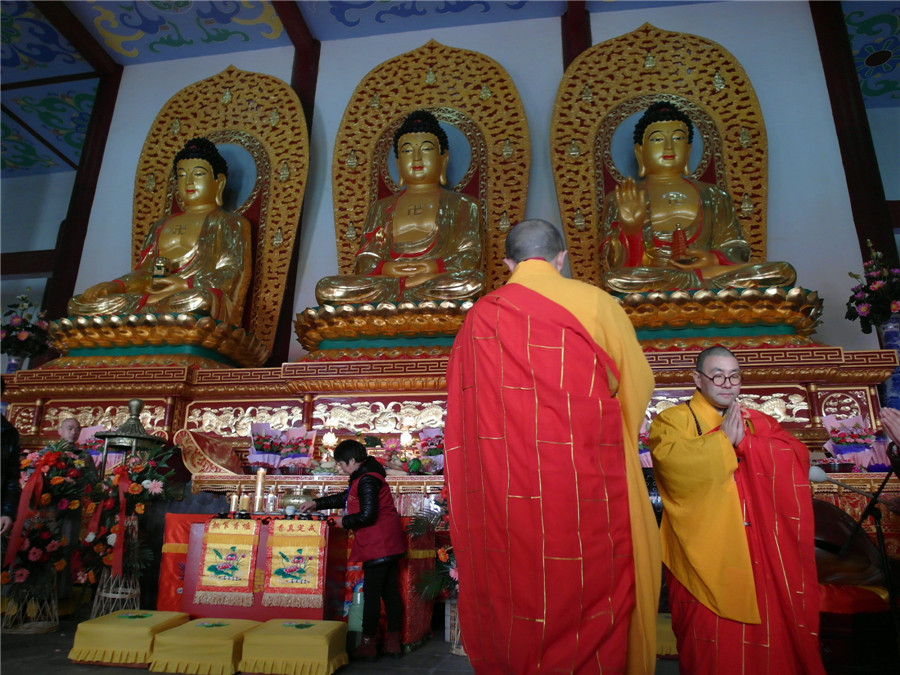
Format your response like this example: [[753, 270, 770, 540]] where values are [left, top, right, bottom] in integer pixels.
[[247, 424, 315, 472], [3, 441, 95, 607], [1, 289, 52, 360], [845, 240, 900, 334], [74, 445, 180, 582], [827, 422, 877, 449], [1, 513, 68, 603], [407, 486, 457, 600], [18, 440, 96, 509]]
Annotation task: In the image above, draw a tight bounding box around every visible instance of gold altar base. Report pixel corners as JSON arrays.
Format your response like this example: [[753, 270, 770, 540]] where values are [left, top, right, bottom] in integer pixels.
[[48, 313, 270, 368], [621, 287, 824, 350], [294, 300, 472, 352]]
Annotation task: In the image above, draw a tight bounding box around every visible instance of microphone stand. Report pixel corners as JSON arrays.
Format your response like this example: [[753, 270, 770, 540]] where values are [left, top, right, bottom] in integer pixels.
[[837, 465, 900, 657]]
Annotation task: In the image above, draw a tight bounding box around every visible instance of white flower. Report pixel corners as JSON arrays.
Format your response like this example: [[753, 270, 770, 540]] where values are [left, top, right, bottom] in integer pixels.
[[85, 532, 96, 543], [107, 533, 117, 546], [142, 480, 152, 489]]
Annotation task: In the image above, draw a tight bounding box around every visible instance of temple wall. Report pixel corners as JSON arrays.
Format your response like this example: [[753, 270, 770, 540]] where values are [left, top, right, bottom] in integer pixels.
[[58, 3, 881, 365]]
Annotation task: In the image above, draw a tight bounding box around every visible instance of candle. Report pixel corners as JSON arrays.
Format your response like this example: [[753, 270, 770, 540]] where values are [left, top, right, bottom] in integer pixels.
[[255, 467, 266, 498], [238, 491, 250, 512]]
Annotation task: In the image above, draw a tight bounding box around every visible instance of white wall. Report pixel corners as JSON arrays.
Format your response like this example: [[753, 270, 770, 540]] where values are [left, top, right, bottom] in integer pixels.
[[591, 1, 880, 352], [0, 171, 76, 251], [71, 3, 883, 363]]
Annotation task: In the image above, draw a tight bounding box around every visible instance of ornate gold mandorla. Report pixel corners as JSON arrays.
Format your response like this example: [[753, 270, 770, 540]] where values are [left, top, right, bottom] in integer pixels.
[[47, 314, 268, 368], [294, 300, 472, 352], [624, 286, 824, 350]]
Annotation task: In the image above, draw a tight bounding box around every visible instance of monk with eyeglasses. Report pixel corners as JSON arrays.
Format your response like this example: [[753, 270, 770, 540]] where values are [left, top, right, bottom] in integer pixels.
[[648, 346, 825, 675]]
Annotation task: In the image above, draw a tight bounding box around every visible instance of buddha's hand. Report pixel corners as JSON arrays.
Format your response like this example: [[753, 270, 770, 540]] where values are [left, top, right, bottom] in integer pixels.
[[668, 248, 718, 270], [146, 276, 189, 304], [614, 178, 648, 235], [79, 280, 124, 301], [381, 260, 440, 278]]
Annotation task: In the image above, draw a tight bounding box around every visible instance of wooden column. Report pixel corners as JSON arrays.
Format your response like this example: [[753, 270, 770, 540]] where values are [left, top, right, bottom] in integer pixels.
[[809, 1, 898, 265]]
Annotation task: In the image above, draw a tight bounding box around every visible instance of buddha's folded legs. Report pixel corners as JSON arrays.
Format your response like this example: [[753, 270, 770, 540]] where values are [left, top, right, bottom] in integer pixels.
[[67, 289, 226, 320], [401, 270, 485, 302], [605, 261, 796, 293], [68, 293, 144, 317], [705, 262, 797, 289]]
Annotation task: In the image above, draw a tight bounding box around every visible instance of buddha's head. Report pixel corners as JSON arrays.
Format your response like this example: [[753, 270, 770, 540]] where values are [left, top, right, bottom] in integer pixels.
[[633, 102, 694, 178], [173, 137, 228, 208], [393, 110, 449, 187]]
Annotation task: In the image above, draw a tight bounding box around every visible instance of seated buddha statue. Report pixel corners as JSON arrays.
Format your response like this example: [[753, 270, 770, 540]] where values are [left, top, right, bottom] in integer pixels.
[[599, 102, 796, 293], [68, 137, 251, 324], [315, 110, 484, 305]]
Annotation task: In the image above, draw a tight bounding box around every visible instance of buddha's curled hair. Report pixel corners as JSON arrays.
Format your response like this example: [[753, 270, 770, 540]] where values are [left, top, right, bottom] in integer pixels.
[[633, 102, 694, 145], [393, 110, 449, 156], [173, 137, 228, 178]]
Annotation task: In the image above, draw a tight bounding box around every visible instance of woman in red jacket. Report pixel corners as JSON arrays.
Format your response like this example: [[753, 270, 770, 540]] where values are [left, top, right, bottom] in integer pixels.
[[300, 439, 406, 660]]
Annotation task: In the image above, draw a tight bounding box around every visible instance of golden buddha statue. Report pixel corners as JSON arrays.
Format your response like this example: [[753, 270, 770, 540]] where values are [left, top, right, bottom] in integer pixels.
[[315, 110, 484, 305], [68, 138, 251, 324], [599, 102, 796, 293]]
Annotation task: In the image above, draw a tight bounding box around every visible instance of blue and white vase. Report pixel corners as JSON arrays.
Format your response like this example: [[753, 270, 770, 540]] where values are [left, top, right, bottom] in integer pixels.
[[876, 315, 900, 410]]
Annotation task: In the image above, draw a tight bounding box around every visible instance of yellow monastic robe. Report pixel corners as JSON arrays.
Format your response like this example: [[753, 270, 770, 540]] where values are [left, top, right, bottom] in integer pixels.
[[647, 390, 759, 623], [507, 259, 661, 675]]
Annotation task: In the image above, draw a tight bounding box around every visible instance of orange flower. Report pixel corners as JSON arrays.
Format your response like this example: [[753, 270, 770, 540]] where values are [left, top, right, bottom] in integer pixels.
[[84, 502, 96, 515], [68, 499, 80, 510], [1, 571, 10, 584], [102, 554, 114, 566], [437, 547, 450, 563], [54, 559, 67, 571], [134, 503, 145, 515], [128, 483, 143, 495], [93, 543, 106, 554], [88, 571, 96, 584], [49, 476, 65, 485], [39, 493, 51, 505]]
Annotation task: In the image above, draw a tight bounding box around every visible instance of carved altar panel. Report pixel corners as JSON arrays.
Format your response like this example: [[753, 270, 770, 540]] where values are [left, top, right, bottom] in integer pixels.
[[311, 395, 446, 435], [183, 399, 306, 438]]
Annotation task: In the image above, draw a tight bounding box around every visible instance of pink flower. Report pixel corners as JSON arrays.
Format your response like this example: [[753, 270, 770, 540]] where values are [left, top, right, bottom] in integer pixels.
[[857, 303, 871, 317], [9, 316, 22, 327], [870, 280, 886, 291], [146, 480, 164, 495], [449, 567, 459, 581], [46, 540, 60, 552], [14, 569, 29, 583], [892, 300, 900, 313], [58, 499, 69, 510], [28, 547, 43, 561], [16, 331, 30, 341]]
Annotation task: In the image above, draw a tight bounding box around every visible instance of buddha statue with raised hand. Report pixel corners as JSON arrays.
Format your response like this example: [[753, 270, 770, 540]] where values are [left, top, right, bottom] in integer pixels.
[[69, 137, 251, 324], [600, 102, 795, 293], [316, 110, 484, 305]]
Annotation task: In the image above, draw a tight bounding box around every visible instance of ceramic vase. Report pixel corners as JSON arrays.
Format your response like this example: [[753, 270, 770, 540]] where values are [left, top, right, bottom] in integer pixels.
[[876, 315, 900, 410]]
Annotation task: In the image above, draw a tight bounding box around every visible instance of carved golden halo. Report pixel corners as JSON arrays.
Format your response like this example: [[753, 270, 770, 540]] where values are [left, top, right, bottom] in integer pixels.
[[294, 300, 472, 352]]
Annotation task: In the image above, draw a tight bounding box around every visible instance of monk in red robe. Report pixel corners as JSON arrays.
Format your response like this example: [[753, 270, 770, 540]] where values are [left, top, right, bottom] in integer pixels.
[[648, 346, 825, 675], [445, 219, 660, 674]]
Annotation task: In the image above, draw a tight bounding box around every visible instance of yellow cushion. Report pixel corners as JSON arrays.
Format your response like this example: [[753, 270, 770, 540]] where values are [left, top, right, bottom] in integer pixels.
[[239, 619, 348, 675], [150, 618, 261, 675], [68, 610, 190, 666]]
